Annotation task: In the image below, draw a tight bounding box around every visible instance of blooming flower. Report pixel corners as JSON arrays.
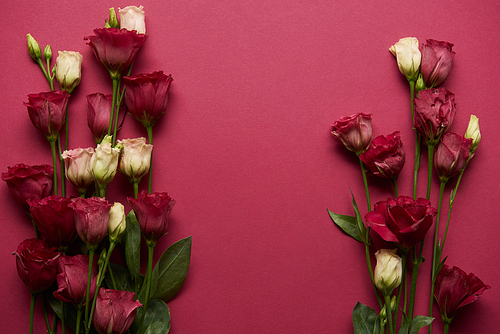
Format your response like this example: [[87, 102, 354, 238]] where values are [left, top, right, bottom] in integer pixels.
[[464, 115, 481, 154], [28, 196, 77, 250], [434, 133, 472, 182], [53, 254, 98, 306], [24, 91, 70, 141], [91, 135, 122, 189], [374, 249, 402, 296], [14, 238, 61, 294], [420, 39, 455, 88], [123, 71, 173, 128], [389, 37, 421, 81], [118, 137, 153, 183], [109, 202, 126, 243], [434, 265, 490, 324], [413, 88, 456, 145], [87, 93, 112, 143], [61, 147, 95, 194], [365, 196, 437, 250], [127, 191, 176, 245], [55, 51, 83, 93], [1, 163, 53, 212], [84, 28, 148, 78], [93, 288, 142, 334], [70, 197, 112, 250], [360, 131, 405, 179], [331, 113, 372, 155], [119, 5, 146, 34]]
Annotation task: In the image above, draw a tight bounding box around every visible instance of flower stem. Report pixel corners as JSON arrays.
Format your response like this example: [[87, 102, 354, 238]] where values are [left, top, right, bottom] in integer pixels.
[[394, 251, 407, 324], [30, 293, 37, 334], [143, 243, 155, 313], [443, 322, 450, 334], [84, 249, 95, 331], [392, 178, 399, 197], [408, 251, 422, 319], [49, 139, 58, 196], [146, 125, 154, 194], [75, 306, 83, 334], [426, 144, 435, 200], [365, 242, 383, 309], [112, 79, 122, 147], [358, 157, 371, 211], [30, 215, 40, 239], [108, 78, 119, 137], [384, 294, 395, 334], [57, 134, 66, 197], [409, 80, 421, 199], [133, 181, 139, 199]]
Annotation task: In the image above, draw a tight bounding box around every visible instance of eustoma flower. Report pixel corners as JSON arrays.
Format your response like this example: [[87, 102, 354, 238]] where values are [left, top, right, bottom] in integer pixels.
[[118, 137, 153, 183], [70, 197, 112, 250], [434, 133, 472, 182], [24, 91, 70, 141], [92, 288, 142, 334], [55, 51, 83, 93], [360, 131, 405, 180], [331, 113, 372, 155], [61, 147, 95, 195], [119, 5, 146, 34], [365, 196, 437, 250], [108, 202, 126, 243], [91, 135, 122, 192], [389, 37, 421, 81], [374, 249, 402, 296], [464, 115, 481, 155], [87, 93, 112, 144], [420, 39, 455, 89]]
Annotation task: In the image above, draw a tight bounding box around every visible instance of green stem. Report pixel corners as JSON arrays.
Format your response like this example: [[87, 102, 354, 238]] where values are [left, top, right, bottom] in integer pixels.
[[133, 181, 139, 199], [107, 261, 118, 290], [409, 80, 421, 199], [365, 242, 383, 309], [443, 322, 450, 334], [61, 300, 66, 334], [408, 252, 422, 319], [143, 243, 155, 313], [75, 307, 83, 334], [36, 58, 54, 90], [358, 157, 371, 211], [30, 293, 37, 334], [99, 186, 107, 198], [426, 144, 435, 200], [30, 215, 39, 239], [112, 79, 122, 147], [84, 249, 95, 331], [57, 134, 66, 197], [394, 251, 407, 325], [108, 79, 119, 136], [42, 293, 51, 334], [49, 139, 58, 196], [146, 126, 154, 194], [384, 294, 395, 334], [392, 178, 399, 197]]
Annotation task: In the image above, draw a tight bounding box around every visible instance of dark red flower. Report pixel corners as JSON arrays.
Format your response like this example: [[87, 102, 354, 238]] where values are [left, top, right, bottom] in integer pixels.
[[28, 196, 77, 250], [87, 93, 112, 143], [92, 288, 142, 334], [413, 88, 456, 145], [365, 196, 437, 249], [1, 163, 53, 212], [14, 238, 61, 294], [70, 197, 112, 250], [434, 132, 472, 182], [434, 265, 490, 323], [24, 91, 70, 141], [84, 28, 148, 78], [360, 131, 405, 179], [420, 39, 455, 89], [123, 71, 173, 127], [331, 113, 372, 154], [127, 191, 175, 245], [53, 254, 98, 306]]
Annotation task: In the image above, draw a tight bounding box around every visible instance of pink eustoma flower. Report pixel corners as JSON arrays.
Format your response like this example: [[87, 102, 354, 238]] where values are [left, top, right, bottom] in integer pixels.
[[1, 163, 53, 212], [331, 113, 372, 155], [434, 132, 472, 182], [84, 28, 148, 78], [413, 88, 456, 145], [434, 265, 490, 324], [70, 197, 112, 250], [14, 238, 61, 294], [360, 131, 405, 179], [61, 147, 95, 194], [24, 91, 70, 141], [93, 288, 142, 334], [127, 191, 175, 245], [421, 39, 455, 88], [123, 71, 173, 128], [365, 196, 437, 250]]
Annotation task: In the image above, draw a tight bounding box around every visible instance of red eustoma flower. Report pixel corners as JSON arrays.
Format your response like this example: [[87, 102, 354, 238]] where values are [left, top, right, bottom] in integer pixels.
[[420, 39, 455, 89], [92, 288, 142, 334], [87, 93, 112, 143], [14, 238, 61, 294], [434, 265, 490, 323], [84, 28, 148, 78], [28, 196, 77, 250], [365, 196, 437, 249], [331, 113, 372, 155], [1, 163, 53, 212], [70, 197, 112, 250], [24, 91, 70, 141], [127, 191, 175, 245], [360, 131, 405, 179], [434, 132, 472, 182], [123, 71, 173, 128], [53, 254, 98, 306], [413, 88, 456, 145]]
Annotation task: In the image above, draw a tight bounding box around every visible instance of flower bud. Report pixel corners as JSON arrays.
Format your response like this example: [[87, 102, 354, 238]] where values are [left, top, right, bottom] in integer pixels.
[[415, 73, 426, 93], [91, 135, 122, 189], [44, 45, 52, 62], [55, 51, 83, 93], [27, 34, 41, 60], [389, 37, 421, 82], [464, 115, 481, 154], [108, 8, 120, 29], [109, 202, 126, 242], [374, 249, 402, 296], [118, 137, 152, 183]]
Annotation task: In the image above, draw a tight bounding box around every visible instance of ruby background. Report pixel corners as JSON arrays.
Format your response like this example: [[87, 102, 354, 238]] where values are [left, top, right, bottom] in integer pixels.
[[1, 1, 499, 333]]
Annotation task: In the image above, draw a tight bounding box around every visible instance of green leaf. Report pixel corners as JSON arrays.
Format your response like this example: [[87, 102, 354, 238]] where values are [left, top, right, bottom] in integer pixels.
[[47, 293, 78, 331], [150, 236, 192, 302], [397, 313, 409, 334], [125, 210, 141, 282], [408, 316, 434, 334], [104, 263, 136, 292], [328, 210, 362, 243], [350, 190, 369, 245], [352, 302, 381, 334], [131, 300, 171, 334]]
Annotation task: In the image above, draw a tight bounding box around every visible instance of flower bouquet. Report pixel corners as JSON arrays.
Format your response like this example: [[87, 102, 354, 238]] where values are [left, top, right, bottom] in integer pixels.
[[3, 6, 191, 334]]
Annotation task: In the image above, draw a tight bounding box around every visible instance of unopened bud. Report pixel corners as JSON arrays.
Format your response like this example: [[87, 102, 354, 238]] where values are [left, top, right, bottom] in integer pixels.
[[44, 45, 52, 61], [27, 34, 41, 60], [464, 115, 481, 154], [108, 8, 120, 29]]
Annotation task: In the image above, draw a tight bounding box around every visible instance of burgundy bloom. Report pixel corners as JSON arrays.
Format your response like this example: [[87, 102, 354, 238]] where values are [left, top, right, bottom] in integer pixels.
[[53, 254, 98, 306], [84, 28, 148, 78], [331, 113, 372, 154], [127, 191, 175, 245], [360, 131, 405, 179], [434, 265, 490, 323], [87, 93, 112, 143], [14, 238, 61, 294], [365, 196, 437, 249], [434, 132, 472, 182], [123, 71, 173, 127], [413, 88, 456, 145], [421, 39, 455, 88], [1, 163, 53, 212], [70, 197, 112, 250], [24, 91, 70, 141], [28, 196, 77, 250], [92, 288, 142, 334]]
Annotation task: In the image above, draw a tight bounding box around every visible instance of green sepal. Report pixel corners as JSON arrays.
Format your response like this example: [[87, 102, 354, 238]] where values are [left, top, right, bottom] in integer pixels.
[[352, 302, 381, 334]]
